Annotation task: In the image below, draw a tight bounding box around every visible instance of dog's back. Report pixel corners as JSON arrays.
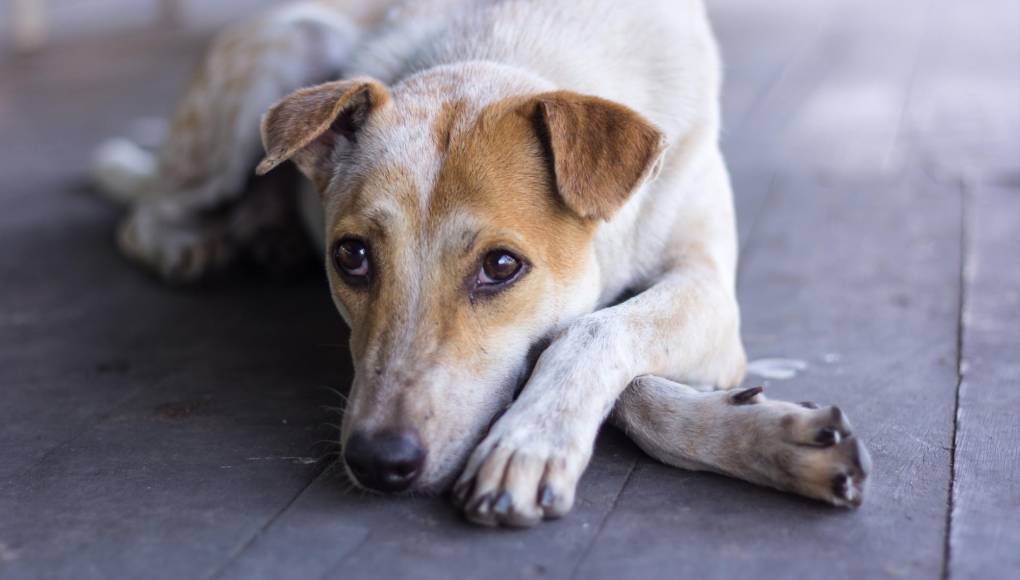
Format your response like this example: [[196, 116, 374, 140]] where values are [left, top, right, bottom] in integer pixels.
[[350, 0, 720, 144]]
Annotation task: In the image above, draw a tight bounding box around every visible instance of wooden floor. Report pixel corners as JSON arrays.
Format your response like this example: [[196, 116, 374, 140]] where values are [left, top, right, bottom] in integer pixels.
[[1, 0, 1017, 578]]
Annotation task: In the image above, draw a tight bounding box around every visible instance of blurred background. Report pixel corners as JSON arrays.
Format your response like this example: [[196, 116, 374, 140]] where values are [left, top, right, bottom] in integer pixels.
[[1, 0, 274, 52]]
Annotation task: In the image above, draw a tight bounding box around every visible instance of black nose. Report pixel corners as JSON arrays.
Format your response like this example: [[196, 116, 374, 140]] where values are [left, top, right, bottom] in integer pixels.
[[343, 429, 426, 492]]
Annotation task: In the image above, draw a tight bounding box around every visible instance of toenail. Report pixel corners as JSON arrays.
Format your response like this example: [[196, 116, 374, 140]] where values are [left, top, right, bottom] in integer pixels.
[[467, 493, 492, 514], [453, 480, 472, 505], [539, 485, 556, 509], [493, 492, 513, 516], [832, 473, 850, 498], [732, 386, 764, 404]]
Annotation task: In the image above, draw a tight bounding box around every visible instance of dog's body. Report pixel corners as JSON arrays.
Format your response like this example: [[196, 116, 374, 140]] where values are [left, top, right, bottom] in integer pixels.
[[97, 0, 870, 527]]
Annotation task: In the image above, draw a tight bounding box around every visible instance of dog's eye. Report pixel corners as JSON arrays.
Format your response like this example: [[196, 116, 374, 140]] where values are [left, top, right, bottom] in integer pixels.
[[333, 238, 371, 283], [477, 250, 523, 287]]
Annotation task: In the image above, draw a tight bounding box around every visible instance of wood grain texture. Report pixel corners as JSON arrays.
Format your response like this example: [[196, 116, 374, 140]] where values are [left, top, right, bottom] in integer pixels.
[[217, 432, 639, 580]]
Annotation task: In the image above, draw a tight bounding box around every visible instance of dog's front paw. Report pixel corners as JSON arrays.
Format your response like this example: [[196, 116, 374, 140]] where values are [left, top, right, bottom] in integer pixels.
[[452, 414, 590, 527]]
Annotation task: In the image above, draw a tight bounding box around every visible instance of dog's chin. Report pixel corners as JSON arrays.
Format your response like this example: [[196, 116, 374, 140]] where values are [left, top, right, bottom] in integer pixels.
[[341, 469, 457, 497], [407, 449, 474, 496]]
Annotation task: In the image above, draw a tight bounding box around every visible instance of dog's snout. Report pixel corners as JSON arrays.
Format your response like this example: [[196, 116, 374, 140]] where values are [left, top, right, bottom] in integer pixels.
[[343, 429, 426, 493]]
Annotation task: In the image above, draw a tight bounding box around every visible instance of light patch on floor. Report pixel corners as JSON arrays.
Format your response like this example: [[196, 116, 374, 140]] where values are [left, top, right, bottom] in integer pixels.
[[0, 542, 18, 562], [746, 358, 809, 380]]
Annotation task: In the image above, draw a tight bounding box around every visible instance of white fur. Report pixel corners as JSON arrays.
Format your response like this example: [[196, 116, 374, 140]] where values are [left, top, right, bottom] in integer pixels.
[[91, 138, 158, 204]]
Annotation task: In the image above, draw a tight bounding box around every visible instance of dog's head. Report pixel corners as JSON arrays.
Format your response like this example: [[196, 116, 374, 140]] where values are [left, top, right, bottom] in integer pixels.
[[258, 67, 664, 493]]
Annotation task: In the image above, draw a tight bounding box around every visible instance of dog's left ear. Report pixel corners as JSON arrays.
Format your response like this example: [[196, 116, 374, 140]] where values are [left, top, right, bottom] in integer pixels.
[[256, 78, 390, 191], [528, 91, 667, 221]]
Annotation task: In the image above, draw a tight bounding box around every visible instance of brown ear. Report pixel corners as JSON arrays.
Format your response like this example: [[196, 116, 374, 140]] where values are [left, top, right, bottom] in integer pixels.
[[530, 91, 666, 220], [256, 78, 390, 191]]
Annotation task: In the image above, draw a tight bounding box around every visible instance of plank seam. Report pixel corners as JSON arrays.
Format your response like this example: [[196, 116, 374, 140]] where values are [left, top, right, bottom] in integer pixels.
[[318, 528, 375, 580], [941, 176, 971, 580], [206, 461, 334, 580], [568, 457, 639, 580]]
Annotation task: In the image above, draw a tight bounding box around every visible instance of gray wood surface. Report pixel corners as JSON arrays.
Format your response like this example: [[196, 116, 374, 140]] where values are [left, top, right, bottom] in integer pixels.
[[948, 183, 1020, 580], [0, 1, 1017, 578]]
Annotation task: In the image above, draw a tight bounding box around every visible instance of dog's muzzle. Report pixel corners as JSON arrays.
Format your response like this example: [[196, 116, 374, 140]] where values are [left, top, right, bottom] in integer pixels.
[[343, 429, 426, 492]]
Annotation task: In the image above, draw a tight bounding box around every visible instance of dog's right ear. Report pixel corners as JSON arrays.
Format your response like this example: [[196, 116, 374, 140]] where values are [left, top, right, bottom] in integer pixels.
[[256, 78, 390, 191]]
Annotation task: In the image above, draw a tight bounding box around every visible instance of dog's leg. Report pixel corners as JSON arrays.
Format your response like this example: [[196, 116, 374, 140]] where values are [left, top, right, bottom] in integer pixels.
[[107, 2, 359, 282], [454, 258, 751, 526], [117, 166, 312, 282], [613, 375, 871, 507]]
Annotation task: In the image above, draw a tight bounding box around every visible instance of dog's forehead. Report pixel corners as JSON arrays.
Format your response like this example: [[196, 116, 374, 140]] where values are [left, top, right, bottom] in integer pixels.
[[329, 65, 558, 251], [366, 103, 474, 205], [337, 81, 497, 231]]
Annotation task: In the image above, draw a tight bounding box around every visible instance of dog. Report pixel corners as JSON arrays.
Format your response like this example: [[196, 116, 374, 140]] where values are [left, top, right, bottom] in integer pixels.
[[94, 0, 871, 527]]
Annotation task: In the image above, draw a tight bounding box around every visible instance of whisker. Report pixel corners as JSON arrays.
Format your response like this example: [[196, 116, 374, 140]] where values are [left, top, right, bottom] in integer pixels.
[[311, 438, 341, 448], [319, 386, 350, 404]]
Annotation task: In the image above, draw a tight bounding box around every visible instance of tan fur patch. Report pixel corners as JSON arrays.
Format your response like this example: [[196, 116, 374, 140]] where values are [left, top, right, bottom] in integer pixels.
[[431, 97, 596, 282], [531, 91, 666, 221], [431, 99, 468, 153]]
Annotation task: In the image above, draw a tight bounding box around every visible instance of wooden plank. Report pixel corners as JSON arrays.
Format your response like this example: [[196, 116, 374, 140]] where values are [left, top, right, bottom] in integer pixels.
[[903, 1, 1020, 577], [948, 183, 1020, 579], [0, 29, 228, 476], [0, 262, 351, 580], [0, 32, 207, 481], [216, 432, 639, 580]]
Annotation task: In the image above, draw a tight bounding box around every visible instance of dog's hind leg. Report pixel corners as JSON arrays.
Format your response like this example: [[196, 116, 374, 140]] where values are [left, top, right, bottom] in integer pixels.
[[101, 2, 360, 282], [612, 374, 872, 507], [116, 164, 314, 282]]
